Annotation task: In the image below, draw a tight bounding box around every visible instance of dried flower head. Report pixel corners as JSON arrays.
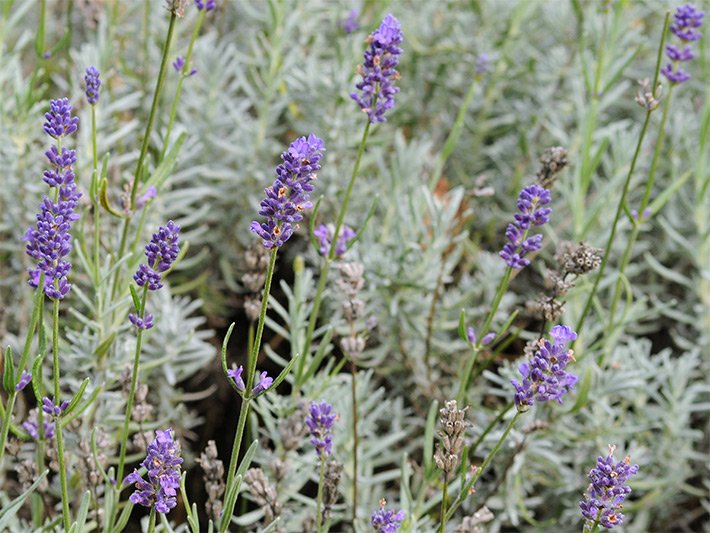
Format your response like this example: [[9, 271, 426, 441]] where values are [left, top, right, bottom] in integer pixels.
[[556, 241, 603, 276], [511, 325, 578, 411], [351, 14, 403, 123], [434, 400, 467, 475], [455, 506, 494, 533], [166, 0, 188, 17], [198, 440, 225, 522], [124, 428, 183, 513], [244, 468, 281, 525], [535, 146, 568, 189], [322, 460, 343, 521], [251, 134, 325, 248], [634, 78, 661, 110], [579, 445, 639, 529]]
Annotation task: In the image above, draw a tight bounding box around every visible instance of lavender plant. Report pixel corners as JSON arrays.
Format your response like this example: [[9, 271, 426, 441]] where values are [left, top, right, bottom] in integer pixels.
[[0, 1, 707, 532]]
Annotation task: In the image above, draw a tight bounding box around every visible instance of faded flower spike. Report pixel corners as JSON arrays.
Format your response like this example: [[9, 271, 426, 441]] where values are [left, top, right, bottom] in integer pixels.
[[84, 66, 101, 105], [134, 221, 181, 291], [306, 400, 336, 457], [43, 97, 79, 138], [511, 325, 578, 411], [371, 499, 405, 533], [314, 223, 356, 258], [251, 134, 325, 248], [579, 445, 639, 530], [124, 428, 183, 514], [499, 184, 552, 269], [351, 14, 403, 123]]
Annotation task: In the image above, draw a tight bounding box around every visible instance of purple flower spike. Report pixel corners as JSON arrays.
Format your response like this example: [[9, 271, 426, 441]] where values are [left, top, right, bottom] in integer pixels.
[[129, 313, 154, 330], [475, 53, 491, 75], [134, 221, 181, 291], [173, 56, 186, 72], [306, 400, 336, 458], [351, 14, 403, 123], [661, 63, 691, 84], [227, 365, 245, 392], [371, 499, 405, 533], [314, 223, 356, 258], [342, 9, 360, 33], [580, 445, 639, 529], [15, 370, 32, 392], [84, 67, 101, 105], [43, 98, 79, 138], [670, 3, 704, 42], [251, 371, 273, 396], [42, 397, 69, 417], [499, 184, 552, 269], [511, 325, 578, 411], [195, 0, 216, 11], [251, 135, 325, 248], [125, 428, 183, 514]]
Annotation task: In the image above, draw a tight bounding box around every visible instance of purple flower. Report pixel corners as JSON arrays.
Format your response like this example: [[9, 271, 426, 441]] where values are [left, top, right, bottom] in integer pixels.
[[15, 370, 32, 392], [251, 371, 273, 396], [137, 185, 157, 209], [22, 410, 55, 440], [371, 500, 405, 533], [350, 14, 403, 123], [227, 365, 246, 392], [189, 67, 198, 76], [499, 184, 551, 269], [134, 221, 181, 291], [173, 56, 186, 72], [250, 135, 325, 248], [670, 3, 704, 42], [43, 146, 77, 187], [42, 397, 69, 417], [306, 400, 336, 458], [313, 223, 356, 258], [475, 53, 491, 75], [43, 98, 79, 138], [195, 0, 216, 11], [124, 428, 183, 514], [661, 62, 691, 84], [665, 44, 694, 61], [511, 325, 578, 411], [129, 313, 154, 330], [341, 9, 360, 33], [466, 327, 496, 346], [84, 67, 101, 105], [579, 445, 639, 529]]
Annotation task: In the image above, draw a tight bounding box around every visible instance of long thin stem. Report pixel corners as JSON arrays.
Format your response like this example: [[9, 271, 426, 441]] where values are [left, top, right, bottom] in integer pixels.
[[52, 299, 70, 530], [147, 508, 157, 533], [221, 397, 251, 533], [444, 411, 521, 521], [316, 456, 327, 533], [574, 12, 670, 340], [116, 286, 149, 484], [468, 402, 513, 459], [91, 104, 101, 286], [438, 473, 448, 533], [456, 266, 512, 403], [350, 360, 358, 525], [296, 120, 372, 390]]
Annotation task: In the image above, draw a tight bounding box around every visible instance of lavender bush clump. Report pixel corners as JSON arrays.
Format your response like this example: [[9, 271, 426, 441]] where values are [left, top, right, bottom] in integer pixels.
[[351, 14, 403, 123], [580, 446, 639, 530], [125, 429, 184, 513], [0, 3, 707, 532]]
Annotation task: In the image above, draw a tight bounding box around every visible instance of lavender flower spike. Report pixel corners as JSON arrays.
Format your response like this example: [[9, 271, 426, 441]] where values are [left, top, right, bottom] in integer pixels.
[[670, 3, 704, 42], [133, 221, 181, 291], [511, 325, 578, 411], [43, 97, 79, 138], [250, 135, 325, 248], [306, 400, 336, 458], [314, 223, 356, 258], [499, 184, 551, 269], [371, 499, 405, 533], [195, 0, 216, 11], [580, 445, 639, 529], [351, 14, 403, 123], [124, 429, 184, 514], [84, 67, 101, 105]]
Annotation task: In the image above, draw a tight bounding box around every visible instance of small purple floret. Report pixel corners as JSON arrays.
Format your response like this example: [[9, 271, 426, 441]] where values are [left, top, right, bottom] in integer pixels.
[[227, 365, 246, 392], [134, 221, 181, 291], [306, 400, 336, 458], [579, 445, 639, 529], [84, 67, 101, 105], [43, 98, 79, 138], [173, 56, 185, 72], [499, 185, 551, 269], [15, 370, 32, 392], [511, 325, 578, 411], [41, 397, 69, 417], [22, 411, 55, 440], [342, 9, 360, 33], [313, 223, 356, 257], [351, 14, 403, 123], [251, 135, 325, 248], [129, 313, 154, 330], [371, 501, 405, 533], [670, 3, 704, 42], [195, 0, 216, 11], [124, 429, 183, 514]]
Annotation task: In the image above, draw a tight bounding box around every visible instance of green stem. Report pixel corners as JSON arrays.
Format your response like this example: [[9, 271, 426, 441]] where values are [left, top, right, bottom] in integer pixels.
[[574, 12, 669, 340], [247, 248, 278, 390], [456, 266, 512, 403], [221, 397, 251, 533], [112, 12, 178, 299], [296, 120, 372, 391], [0, 394, 16, 467], [444, 411, 521, 521], [147, 508, 156, 533], [160, 11, 205, 162], [351, 360, 358, 525], [468, 402, 513, 459], [51, 299, 70, 530], [439, 474, 448, 533], [116, 286, 149, 485], [91, 105, 101, 285], [316, 456, 326, 533]]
